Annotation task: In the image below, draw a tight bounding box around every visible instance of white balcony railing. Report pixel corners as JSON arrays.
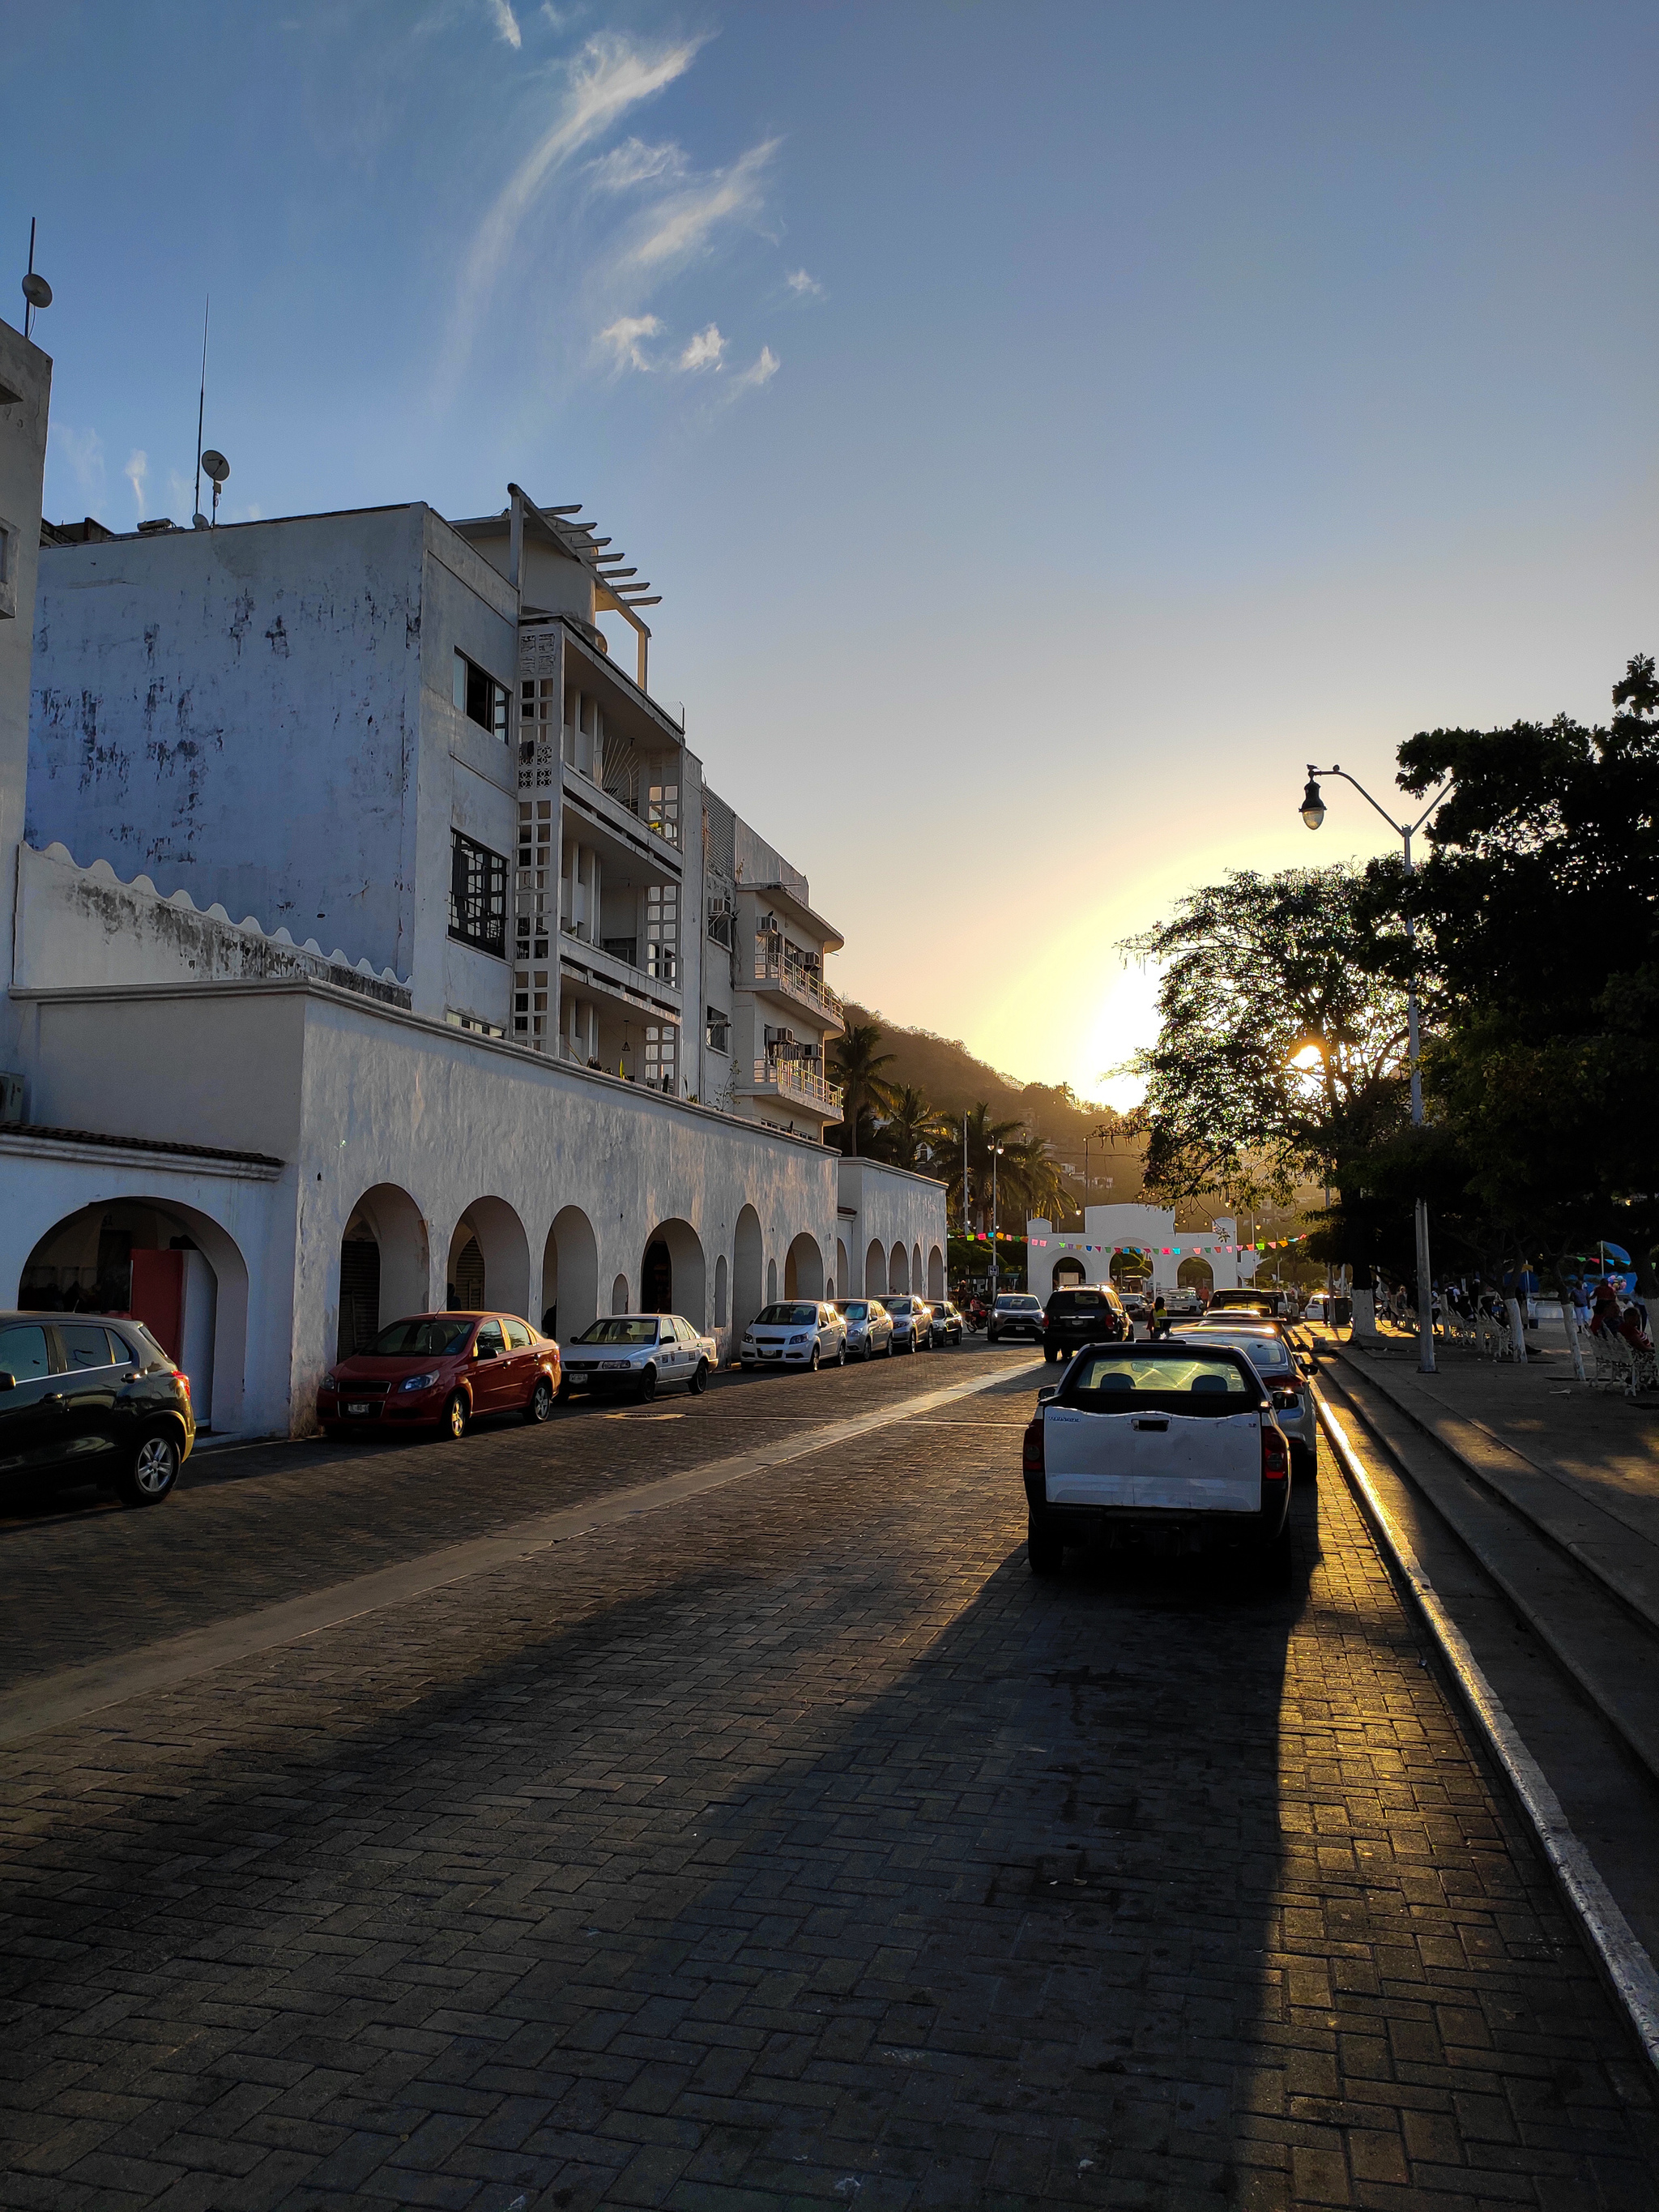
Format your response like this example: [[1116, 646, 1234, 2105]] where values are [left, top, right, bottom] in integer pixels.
[[753, 941, 844, 1024], [753, 1056, 844, 1112]]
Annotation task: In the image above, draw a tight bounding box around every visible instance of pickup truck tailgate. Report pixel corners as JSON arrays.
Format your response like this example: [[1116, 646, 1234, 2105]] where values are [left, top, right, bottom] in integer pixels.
[[1043, 1405, 1262, 1511]]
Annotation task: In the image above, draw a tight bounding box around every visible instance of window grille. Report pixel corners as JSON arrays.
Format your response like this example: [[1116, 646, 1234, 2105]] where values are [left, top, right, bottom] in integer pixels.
[[706, 1006, 730, 1054], [646, 881, 679, 986], [449, 831, 507, 957], [643, 1023, 678, 1093], [518, 676, 559, 791], [646, 779, 680, 847]]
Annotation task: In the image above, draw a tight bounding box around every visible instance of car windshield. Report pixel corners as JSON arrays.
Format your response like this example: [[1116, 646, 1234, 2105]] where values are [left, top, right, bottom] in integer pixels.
[[842, 1303, 870, 1320], [755, 1305, 819, 1326], [1050, 1291, 1108, 1309], [998, 1296, 1040, 1310], [371, 1317, 476, 1357], [576, 1318, 659, 1345], [1061, 1348, 1259, 1414], [1183, 1330, 1291, 1373]]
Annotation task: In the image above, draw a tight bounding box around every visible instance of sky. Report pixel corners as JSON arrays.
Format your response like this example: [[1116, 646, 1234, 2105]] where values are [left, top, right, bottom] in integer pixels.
[[6, 1, 1659, 1106]]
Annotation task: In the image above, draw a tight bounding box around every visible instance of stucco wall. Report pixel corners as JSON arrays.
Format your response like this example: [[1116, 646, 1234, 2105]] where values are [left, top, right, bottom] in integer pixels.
[[0, 315, 51, 1066], [835, 1157, 949, 1301]]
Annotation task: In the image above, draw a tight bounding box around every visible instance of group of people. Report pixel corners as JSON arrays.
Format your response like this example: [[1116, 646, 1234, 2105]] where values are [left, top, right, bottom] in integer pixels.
[[1582, 1280, 1653, 1352]]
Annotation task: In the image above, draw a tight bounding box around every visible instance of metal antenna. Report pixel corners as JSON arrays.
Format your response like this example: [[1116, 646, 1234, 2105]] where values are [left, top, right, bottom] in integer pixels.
[[21, 219, 53, 341], [193, 297, 210, 527]]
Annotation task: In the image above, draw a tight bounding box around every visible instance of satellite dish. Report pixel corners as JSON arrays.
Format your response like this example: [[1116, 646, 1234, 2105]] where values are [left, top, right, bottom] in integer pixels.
[[201, 450, 230, 484], [21, 272, 51, 310]]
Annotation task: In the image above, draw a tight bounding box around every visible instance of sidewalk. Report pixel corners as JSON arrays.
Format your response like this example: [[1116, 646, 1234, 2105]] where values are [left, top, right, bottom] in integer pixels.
[[1321, 1326, 1659, 1629]]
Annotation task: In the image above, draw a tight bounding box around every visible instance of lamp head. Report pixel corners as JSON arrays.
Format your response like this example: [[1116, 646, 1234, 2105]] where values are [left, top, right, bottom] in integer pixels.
[[1299, 771, 1326, 831]]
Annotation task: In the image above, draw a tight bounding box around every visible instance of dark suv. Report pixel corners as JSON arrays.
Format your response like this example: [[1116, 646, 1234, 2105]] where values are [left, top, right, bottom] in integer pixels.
[[0, 1313, 196, 1505], [1042, 1283, 1129, 1363]]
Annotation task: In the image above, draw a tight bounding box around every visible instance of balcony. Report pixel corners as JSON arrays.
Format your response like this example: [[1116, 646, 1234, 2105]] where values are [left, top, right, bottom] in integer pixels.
[[751, 940, 845, 1031], [561, 761, 682, 872], [748, 1054, 845, 1117], [558, 925, 681, 1018]]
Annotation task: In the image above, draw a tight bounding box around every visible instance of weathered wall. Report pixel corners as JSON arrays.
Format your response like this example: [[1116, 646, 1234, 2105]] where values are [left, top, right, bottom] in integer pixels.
[[835, 1158, 949, 1303], [28, 506, 433, 980], [0, 315, 51, 1066], [14, 841, 409, 1012]]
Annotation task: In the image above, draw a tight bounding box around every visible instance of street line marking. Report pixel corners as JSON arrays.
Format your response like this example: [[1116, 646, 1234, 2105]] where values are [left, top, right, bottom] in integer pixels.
[[0, 1360, 1042, 1748], [1316, 1386, 1659, 2073]]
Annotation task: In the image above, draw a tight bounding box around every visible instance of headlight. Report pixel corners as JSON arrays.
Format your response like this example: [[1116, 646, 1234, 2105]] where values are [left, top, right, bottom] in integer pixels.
[[398, 1370, 441, 1392], [789, 1333, 809, 1345]]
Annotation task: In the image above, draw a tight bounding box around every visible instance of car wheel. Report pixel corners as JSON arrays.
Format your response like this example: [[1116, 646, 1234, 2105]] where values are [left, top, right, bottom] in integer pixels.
[[555, 1377, 572, 1403], [1043, 1346, 1058, 1364], [689, 1360, 709, 1395], [987, 1328, 999, 1343], [808, 1343, 820, 1373], [1291, 1438, 1316, 1486], [442, 1391, 469, 1439], [525, 1376, 554, 1424], [1027, 1514, 1064, 1576], [836, 1340, 846, 1367], [636, 1364, 658, 1403], [117, 1429, 180, 1507]]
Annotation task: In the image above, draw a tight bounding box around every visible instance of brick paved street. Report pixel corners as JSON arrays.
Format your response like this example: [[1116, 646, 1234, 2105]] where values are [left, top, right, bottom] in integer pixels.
[[2, 1364, 1655, 2210]]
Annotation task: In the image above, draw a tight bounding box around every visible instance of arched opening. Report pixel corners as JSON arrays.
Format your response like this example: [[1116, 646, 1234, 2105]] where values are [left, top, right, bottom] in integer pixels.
[[888, 1242, 910, 1294], [1110, 1249, 1150, 1289], [836, 1240, 848, 1300], [913, 1241, 923, 1296], [18, 1196, 249, 1433], [641, 1218, 707, 1326], [714, 1253, 729, 1326], [1177, 1255, 1214, 1298], [446, 1197, 531, 1317], [784, 1232, 823, 1300], [766, 1257, 778, 1304], [733, 1206, 763, 1343], [542, 1205, 599, 1340], [928, 1244, 945, 1299], [337, 1184, 429, 1359], [865, 1239, 885, 1296], [1055, 1256, 1086, 1287], [612, 1273, 631, 1314]]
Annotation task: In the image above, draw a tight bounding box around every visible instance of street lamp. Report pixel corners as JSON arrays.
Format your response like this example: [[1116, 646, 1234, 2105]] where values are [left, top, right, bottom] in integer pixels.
[[990, 1143, 1005, 1301], [1300, 759, 1452, 1374]]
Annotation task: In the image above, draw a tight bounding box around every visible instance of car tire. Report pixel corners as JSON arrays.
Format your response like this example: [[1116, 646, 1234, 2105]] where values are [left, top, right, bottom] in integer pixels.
[[987, 1329, 999, 1344], [808, 1343, 820, 1373], [117, 1428, 180, 1507], [1291, 1439, 1316, 1486], [637, 1365, 658, 1403], [1027, 1514, 1064, 1576], [835, 1341, 846, 1368], [882, 1336, 893, 1357], [689, 1360, 709, 1395], [442, 1391, 469, 1440], [555, 1377, 572, 1403], [1043, 1346, 1058, 1364], [525, 1377, 554, 1424], [1257, 1519, 1294, 1589]]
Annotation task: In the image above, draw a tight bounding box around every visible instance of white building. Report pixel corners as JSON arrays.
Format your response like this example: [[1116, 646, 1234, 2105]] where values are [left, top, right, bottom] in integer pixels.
[[3, 353, 945, 1436], [1026, 1203, 1260, 1300]]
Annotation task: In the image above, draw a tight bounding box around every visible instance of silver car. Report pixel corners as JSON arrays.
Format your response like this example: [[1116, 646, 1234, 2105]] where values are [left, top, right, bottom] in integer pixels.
[[880, 1295, 931, 1353], [1171, 1320, 1317, 1479], [558, 1312, 717, 1403], [838, 1298, 893, 1360], [740, 1300, 849, 1373]]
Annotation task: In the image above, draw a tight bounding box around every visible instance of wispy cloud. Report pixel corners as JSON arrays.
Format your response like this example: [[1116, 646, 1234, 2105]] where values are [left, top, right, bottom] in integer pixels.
[[677, 323, 725, 372], [54, 424, 105, 497], [730, 344, 779, 395], [623, 138, 779, 274], [598, 314, 661, 372], [123, 450, 148, 519], [785, 267, 823, 298], [484, 0, 522, 47], [445, 31, 704, 388], [587, 136, 684, 192]]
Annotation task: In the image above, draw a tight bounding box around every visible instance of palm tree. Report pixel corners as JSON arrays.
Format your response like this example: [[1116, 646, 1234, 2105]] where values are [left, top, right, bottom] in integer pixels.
[[998, 1135, 1066, 1228], [871, 1084, 949, 1172], [960, 1101, 1022, 1230], [830, 1023, 897, 1155]]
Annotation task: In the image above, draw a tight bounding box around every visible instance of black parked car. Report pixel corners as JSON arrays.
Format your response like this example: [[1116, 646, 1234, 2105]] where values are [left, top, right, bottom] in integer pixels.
[[0, 1313, 195, 1505], [1042, 1283, 1129, 1363]]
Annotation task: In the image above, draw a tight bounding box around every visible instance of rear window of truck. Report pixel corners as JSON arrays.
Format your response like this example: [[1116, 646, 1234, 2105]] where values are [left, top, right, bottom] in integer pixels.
[[1060, 1349, 1262, 1415]]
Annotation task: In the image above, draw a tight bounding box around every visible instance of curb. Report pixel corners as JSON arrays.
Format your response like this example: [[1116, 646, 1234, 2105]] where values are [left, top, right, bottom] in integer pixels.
[[1316, 1386, 1659, 2073]]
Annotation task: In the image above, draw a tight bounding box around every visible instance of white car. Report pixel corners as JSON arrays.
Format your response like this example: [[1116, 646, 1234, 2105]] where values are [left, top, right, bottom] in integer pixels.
[[558, 1312, 717, 1403], [1022, 1340, 1293, 1577], [740, 1300, 849, 1373], [838, 1299, 894, 1360]]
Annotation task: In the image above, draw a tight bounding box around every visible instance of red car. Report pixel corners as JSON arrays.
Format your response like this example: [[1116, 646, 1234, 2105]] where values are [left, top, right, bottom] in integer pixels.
[[317, 1311, 561, 1441]]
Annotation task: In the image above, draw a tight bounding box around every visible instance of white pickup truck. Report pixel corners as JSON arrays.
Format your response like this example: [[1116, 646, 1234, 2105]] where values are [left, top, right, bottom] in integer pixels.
[[1021, 1342, 1292, 1577]]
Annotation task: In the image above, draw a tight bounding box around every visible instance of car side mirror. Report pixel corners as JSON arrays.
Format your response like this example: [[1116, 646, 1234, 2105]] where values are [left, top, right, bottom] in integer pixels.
[[1037, 1386, 1058, 1405], [0, 1372, 14, 1392]]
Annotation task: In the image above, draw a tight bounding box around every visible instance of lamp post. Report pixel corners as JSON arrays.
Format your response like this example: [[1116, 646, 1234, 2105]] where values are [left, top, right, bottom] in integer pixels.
[[1299, 762, 1452, 1374], [989, 1142, 1005, 1301]]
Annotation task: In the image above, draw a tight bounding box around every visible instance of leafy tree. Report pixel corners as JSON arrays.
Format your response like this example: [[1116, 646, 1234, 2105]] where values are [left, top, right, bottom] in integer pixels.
[[829, 1023, 897, 1156], [1372, 653, 1659, 1287], [1120, 867, 1411, 1213], [868, 1084, 949, 1172]]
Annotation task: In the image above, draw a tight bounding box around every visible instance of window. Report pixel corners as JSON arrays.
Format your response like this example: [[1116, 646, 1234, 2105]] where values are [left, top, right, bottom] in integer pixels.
[[514, 799, 555, 1050], [646, 882, 678, 985], [503, 1318, 532, 1350], [518, 676, 558, 789], [449, 831, 507, 957], [445, 1010, 505, 1036], [58, 1324, 117, 1373], [454, 649, 510, 739], [705, 1006, 730, 1054], [646, 779, 680, 846], [474, 1319, 506, 1356], [0, 1323, 49, 1380], [642, 1023, 677, 1093], [706, 901, 735, 949]]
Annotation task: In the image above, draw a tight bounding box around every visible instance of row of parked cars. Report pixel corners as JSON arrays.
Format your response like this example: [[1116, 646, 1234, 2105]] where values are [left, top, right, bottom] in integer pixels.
[[0, 1287, 981, 1510]]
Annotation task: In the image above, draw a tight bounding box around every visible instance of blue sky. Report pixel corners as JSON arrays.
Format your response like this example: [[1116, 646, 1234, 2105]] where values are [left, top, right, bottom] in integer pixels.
[[7, 2, 1658, 1100]]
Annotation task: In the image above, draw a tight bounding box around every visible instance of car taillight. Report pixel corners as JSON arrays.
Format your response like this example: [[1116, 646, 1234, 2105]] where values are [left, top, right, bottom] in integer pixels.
[[1261, 1424, 1288, 1482], [171, 1369, 190, 1399], [1022, 1416, 1044, 1475]]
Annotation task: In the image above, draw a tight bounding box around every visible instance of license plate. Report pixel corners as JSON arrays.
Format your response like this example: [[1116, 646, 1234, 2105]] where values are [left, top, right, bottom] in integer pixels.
[[761, 1349, 781, 1359], [347, 1402, 371, 1416]]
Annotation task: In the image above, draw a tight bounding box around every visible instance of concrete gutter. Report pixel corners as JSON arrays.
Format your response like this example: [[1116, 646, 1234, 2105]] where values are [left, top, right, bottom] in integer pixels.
[[1316, 1385, 1659, 2073]]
